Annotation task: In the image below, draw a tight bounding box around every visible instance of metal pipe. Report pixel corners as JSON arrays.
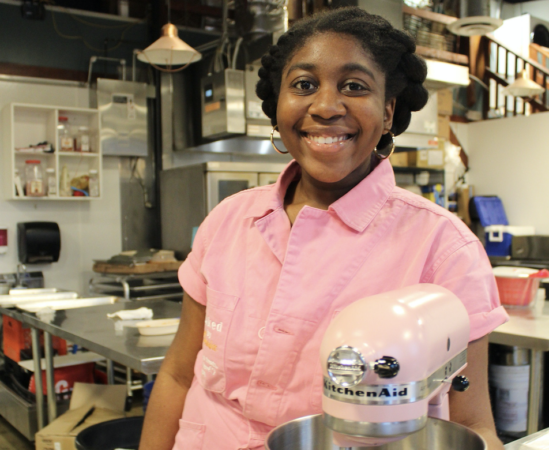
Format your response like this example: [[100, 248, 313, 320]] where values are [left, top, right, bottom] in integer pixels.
[[44, 331, 57, 423], [31, 328, 45, 429], [132, 49, 142, 82], [107, 360, 115, 384], [528, 349, 544, 434], [88, 56, 127, 85], [126, 367, 133, 397]]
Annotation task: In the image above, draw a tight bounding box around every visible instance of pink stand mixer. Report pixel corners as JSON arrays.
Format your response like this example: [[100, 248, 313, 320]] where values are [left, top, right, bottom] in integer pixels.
[[266, 284, 487, 450]]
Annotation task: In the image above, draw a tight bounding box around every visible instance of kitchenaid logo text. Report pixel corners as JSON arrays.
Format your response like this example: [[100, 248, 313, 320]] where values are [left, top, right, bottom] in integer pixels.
[[324, 378, 410, 400]]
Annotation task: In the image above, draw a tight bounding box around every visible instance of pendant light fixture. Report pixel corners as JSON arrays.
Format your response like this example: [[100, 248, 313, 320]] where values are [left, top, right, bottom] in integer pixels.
[[137, 0, 202, 72], [501, 70, 545, 98]]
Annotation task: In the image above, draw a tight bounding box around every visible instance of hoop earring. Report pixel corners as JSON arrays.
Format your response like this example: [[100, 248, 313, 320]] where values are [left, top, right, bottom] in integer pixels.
[[374, 131, 396, 160], [270, 125, 288, 154]]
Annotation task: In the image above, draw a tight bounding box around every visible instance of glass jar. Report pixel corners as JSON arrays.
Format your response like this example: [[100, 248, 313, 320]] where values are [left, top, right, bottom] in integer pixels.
[[58, 116, 74, 152], [25, 160, 45, 197], [89, 170, 99, 197], [77, 126, 91, 152], [46, 168, 57, 197]]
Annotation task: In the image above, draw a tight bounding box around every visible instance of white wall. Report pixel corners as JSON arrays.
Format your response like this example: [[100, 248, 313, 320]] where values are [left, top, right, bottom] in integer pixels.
[[0, 78, 122, 294], [464, 112, 549, 233], [501, 1, 549, 22]]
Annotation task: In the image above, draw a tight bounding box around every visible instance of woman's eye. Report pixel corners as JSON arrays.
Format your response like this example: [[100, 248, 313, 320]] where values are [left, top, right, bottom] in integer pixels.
[[343, 82, 366, 92], [294, 80, 315, 91]]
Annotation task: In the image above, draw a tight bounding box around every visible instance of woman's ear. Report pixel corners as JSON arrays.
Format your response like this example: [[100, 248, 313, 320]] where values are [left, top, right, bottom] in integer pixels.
[[384, 97, 397, 131]]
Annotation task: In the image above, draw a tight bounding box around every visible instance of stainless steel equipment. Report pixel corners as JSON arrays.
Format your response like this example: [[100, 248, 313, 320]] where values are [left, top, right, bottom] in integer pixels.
[[90, 79, 148, 157], [245, 61, 272, 138], [266, 414, 486, 450], [201, 69, 246, 139], [160, 161, 286, 259]]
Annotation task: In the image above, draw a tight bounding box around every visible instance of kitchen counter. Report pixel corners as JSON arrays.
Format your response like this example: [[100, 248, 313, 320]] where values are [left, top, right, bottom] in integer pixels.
[[0, 298, 181, 430]]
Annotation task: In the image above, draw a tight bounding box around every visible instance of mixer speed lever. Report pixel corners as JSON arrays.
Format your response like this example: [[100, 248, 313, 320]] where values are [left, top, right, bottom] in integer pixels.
[[373, 356, 399, 378]]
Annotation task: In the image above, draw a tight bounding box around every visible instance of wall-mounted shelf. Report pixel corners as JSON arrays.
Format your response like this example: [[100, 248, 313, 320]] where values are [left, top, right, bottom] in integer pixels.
[[2, 103, 102, 201]]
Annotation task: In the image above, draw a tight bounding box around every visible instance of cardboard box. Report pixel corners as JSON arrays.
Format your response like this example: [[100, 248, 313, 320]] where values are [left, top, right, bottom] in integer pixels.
[[437, 89, 453, 116], [389, 151, 408, 167], [408, 149, 445, 169], [35, 383, 128, 450], [438, 114, 450, 140]]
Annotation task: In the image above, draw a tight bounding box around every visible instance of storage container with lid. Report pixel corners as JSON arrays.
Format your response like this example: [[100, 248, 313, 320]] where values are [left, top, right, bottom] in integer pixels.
[[46, 168, 56, 197], [492, 266, 549, 308], [25, 160, 45, 197], [88, 170, 99, 197], [58, 116, 74, 152], [471, 196, 535, 257]]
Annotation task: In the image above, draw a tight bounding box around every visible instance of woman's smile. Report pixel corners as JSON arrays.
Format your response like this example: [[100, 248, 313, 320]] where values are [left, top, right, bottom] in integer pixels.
[[276, 32, 395, 186]]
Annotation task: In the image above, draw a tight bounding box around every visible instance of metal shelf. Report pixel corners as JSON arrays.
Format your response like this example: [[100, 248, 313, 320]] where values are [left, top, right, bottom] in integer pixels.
[[89, 271, 183, 301]]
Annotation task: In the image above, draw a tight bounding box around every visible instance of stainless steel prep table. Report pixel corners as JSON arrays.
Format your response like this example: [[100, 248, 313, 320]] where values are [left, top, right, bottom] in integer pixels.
[[490, 303, 549, 435], [0, 299, 181, 431]]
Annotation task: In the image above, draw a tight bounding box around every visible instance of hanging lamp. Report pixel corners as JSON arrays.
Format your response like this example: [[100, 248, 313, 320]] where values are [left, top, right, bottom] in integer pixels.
[[501, 69, 545, 97], [137, 0, 202, 72]]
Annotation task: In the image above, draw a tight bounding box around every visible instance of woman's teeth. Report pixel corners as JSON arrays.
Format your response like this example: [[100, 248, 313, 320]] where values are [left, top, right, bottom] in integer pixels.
[[306, 134, 351, 144]]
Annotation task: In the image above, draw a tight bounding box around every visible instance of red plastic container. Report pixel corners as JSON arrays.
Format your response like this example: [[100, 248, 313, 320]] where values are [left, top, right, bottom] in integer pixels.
[[493, 267, 549, 308]]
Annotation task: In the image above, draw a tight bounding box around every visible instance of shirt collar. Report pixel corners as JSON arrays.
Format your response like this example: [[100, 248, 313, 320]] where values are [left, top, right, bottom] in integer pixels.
[[244, 161, 301, 219], [245, 159, 395, 232]]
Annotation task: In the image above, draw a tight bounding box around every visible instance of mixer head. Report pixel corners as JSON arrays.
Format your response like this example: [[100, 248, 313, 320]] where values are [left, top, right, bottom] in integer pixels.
[[319, 284, 471, 447]]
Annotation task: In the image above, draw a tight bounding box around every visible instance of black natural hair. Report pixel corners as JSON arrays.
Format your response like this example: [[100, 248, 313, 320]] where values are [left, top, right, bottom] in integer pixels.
[[256, 7, 429, 150]]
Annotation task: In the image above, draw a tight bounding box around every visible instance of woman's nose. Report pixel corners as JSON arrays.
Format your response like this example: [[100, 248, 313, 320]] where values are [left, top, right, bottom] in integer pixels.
[[308, 86, 346, 120]]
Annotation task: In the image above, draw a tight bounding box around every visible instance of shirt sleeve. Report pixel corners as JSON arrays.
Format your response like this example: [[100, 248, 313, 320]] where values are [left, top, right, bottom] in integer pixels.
[[178, 221, 209, 306], [426, 240, 509, 342]]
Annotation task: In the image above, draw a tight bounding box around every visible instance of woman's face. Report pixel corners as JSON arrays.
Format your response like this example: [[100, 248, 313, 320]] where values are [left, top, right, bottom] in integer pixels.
[[276, 32, 395, 184]]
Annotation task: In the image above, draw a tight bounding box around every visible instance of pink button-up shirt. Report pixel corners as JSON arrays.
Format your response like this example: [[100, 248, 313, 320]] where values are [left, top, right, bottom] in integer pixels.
[[175, 159, 508, 450]]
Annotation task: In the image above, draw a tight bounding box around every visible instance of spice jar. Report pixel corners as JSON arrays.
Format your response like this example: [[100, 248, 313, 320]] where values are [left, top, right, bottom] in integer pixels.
[[25, 160, 45, 197], [58, 116, 74, 152]]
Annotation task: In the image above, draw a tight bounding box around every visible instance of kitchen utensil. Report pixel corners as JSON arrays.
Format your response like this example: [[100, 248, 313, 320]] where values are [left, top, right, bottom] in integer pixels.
[[136, 318, 179, 336], [266, 414, 486, 450], [17, 296, 118, 312], [268, 285, 479, 449]]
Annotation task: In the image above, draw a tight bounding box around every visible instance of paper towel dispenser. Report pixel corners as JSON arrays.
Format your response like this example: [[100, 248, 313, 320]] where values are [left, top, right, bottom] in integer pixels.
[[17, 222, 61, 264]]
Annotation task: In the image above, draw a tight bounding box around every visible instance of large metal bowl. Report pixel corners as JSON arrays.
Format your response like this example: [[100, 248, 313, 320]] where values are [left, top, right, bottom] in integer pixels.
[[266, 415, 486, 450]]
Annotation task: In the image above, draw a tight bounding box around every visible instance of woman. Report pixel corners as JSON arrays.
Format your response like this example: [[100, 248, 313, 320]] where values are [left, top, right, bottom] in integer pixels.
[[140, 7, 508, 450]]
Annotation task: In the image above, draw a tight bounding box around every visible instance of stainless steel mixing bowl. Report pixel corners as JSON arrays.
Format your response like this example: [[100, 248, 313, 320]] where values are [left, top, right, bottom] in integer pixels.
[[265, 415, 487, 450]]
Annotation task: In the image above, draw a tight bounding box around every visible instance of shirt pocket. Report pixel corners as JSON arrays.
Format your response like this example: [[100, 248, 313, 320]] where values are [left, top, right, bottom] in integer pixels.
[[173, 419, 206, 450], [310, 309, 342, 411], [198, 286, 239, 393]]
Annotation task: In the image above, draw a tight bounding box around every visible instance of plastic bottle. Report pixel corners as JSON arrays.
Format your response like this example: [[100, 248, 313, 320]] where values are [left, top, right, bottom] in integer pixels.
[[77, 126, 91, 152], [58, 116, 74, 152], [89, 170, 99, 197], [60, 165, 71, 197], [46, 168, 57, 197], [25, 160, 45, 197]]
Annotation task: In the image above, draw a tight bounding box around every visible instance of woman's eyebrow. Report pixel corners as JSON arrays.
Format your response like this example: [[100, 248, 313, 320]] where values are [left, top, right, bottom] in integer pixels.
[[342, 63, 376, 81], [285, 62, 376, 81], [285, 62, 315, 77]]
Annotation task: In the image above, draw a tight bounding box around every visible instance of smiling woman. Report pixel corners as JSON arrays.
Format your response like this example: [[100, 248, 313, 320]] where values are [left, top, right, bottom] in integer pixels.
[[139, 7, 508, 450]]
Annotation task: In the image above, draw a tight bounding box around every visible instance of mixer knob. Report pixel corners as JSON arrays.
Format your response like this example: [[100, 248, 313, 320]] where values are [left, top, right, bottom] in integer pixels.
[[451, 375, 470, 392], [373, 356, 400, 378]]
